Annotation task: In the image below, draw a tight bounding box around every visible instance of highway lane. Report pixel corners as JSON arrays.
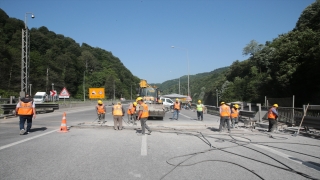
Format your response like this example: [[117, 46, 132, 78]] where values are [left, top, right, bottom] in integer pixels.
[[1, 105, 320, 180]]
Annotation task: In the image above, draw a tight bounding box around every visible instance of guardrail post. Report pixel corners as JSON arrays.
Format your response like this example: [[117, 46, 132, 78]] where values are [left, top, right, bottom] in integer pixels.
[[257, 103, 261, 122], [247, 103, 251, 111], [10, 96, 14, 104]]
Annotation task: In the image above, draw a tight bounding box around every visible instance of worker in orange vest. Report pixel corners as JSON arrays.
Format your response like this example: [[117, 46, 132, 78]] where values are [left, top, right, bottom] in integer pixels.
[[171, 98, 181, 120], [15, 94, 36, 135], [112, 102, 125, 130], [219, 102, 231, 132], [96, 100, 106, 123], [230, 104, 239, 128], [127, 102, 137, 124], [268, 104, 279, 132], [136, 97, 152, 135]]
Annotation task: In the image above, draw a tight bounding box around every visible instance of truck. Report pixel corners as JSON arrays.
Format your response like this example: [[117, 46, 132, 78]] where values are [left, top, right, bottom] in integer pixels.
[[138, 79, 165, 120], [33, 92, 48, 104]]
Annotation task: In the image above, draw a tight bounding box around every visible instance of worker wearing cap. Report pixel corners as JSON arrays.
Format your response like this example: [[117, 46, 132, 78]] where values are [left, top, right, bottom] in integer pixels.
[[172, 98, 181, 120], [15, 94, 36, 135], [136, 97, 152, 135], [219, 102, 231, 132], [127, 102, 137, 125], [231, 104, 239, 128], [196, 100, 205, 121], [96, 100, 106, 123], [268, 104, 279, 132], [112, 102, 125, 130]]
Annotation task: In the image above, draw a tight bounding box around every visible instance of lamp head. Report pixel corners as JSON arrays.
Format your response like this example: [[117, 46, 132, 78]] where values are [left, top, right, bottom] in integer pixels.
[[31, 14, 35, 18]]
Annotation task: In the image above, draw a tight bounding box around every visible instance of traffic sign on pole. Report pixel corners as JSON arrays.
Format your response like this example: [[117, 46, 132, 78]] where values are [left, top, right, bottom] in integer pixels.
[[59, 87, 70, 98]]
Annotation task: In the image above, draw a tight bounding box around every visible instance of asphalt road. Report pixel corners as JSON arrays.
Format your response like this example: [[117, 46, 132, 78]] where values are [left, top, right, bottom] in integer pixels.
[[1, 105, 320, 180]]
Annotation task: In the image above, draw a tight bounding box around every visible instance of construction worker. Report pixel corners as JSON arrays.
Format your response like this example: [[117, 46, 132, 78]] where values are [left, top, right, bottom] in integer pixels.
[[219, 102, 231, 132], [15, 94, 36, 135], [172, 98, 181, 120], [127, 102, 137, 124], [112, 102, 125, 130], [231, 104, 239, 128], [196, 100, 205, 121], [268, 104, 279, 132], [96, 100, 106, 123], [136, 97, 152, 135]]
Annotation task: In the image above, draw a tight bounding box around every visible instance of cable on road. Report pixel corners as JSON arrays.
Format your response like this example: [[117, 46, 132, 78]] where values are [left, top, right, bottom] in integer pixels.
[[155, 129, 320, 180]]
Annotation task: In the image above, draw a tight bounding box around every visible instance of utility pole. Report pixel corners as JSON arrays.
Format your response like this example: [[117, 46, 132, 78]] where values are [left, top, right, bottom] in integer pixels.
[[21, 12, 35, 97], [216, 89, 218, 108]]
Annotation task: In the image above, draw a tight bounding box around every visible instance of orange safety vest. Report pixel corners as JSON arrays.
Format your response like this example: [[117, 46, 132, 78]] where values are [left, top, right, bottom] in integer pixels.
[[113, 104, 123, 116], [231, 108, 239, 118], [174, 102, 180, 110], [140, 103, 149, 118], [97, 105, 105, 114], [268, 108, 277, 119], [127, 104, 136, 115], [18, 101, 33, 115], [220, 104, 230, 117]]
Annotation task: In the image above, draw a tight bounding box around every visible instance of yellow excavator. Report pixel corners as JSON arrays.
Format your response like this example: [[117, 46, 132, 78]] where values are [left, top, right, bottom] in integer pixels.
[[138, 79, 165, 120]]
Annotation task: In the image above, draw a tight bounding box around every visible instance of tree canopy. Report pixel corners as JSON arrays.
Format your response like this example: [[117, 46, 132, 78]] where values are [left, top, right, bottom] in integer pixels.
[[0, 8, 140, 99]]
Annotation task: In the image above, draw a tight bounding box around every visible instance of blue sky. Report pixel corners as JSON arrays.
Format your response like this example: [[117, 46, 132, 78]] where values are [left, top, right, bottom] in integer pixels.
[[1, 0, 315, 83]]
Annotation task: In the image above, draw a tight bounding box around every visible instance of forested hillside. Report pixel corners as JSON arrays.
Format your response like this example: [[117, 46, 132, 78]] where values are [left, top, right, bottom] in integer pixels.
[[158, 0, 320, 107], [204, 0, 320, 106], [0, 9, 140, 99]]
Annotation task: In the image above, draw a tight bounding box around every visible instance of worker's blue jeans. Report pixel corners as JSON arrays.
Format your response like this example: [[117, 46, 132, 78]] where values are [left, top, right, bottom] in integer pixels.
[[172, 110, 179, 120], [19, 116, 32, 132]]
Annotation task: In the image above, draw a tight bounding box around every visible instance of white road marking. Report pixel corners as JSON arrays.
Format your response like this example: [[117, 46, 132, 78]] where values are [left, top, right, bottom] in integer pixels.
[[141, 134, 147, 156], [253, 144, 320, 171], [0, 129, 58, 151]]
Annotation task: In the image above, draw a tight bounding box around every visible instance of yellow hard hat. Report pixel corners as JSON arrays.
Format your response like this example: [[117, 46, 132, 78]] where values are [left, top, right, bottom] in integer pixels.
[[234, 104, 239, 108], [98, 100, 103, 104], [198, 100, 201, 103], [136, 97, 143, 102], [221, 102, 225, 105], [133, 102, 137, 106], [117, 102, 121, 105], [273, 104, 278, 107], [176, 98, 179, 101]]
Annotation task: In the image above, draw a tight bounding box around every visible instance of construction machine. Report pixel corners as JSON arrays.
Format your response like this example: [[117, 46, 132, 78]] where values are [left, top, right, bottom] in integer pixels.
[[137, 79, 165, 120]]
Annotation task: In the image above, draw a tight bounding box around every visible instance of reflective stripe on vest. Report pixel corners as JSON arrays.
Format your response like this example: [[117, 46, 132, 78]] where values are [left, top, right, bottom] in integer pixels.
[[18, 101, 33, 115], [174, 102, 180, 110], [197, 104, 203, 111], [220, 104, 230, 116], [141, 103, 149, 118], [97, 105, 105, 114], [231, 108, 238, 118], [113, 105, 123, 116], [268, 108, 277, 119]]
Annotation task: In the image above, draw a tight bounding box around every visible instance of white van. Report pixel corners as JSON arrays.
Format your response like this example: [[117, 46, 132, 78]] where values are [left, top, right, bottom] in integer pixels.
[[33, 92, 47, 104], [160, 97, 174, 111]]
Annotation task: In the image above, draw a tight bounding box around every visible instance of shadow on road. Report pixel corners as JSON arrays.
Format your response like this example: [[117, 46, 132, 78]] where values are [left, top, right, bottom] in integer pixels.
[[29, 127, 47, 132]]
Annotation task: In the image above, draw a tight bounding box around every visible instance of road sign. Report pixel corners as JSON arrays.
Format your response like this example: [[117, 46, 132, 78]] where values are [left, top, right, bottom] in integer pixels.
[[50, 90, 56, 97], [89, 88, 105, 99], [59, 87, 70, 98]]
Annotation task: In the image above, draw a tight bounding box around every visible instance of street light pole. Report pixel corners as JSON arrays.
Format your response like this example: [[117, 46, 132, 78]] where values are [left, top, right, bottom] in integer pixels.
[[21, 12, 34, 98], [131, 84, 132, 100], [29, 84, 32, 96], [83, 71, 85, 102], [171, 46, 190, 97], [216, 89, 218, 107], [52, 83, 54, 102]]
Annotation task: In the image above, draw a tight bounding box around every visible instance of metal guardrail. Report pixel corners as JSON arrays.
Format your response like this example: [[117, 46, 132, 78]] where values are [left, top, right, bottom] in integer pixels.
[[239, 111, 256, 118], [0, 103, 59, 115]]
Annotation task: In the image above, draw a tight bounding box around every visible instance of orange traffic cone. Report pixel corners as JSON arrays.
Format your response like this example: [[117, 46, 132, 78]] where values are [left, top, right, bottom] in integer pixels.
[[59, 112, 68, 132]]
